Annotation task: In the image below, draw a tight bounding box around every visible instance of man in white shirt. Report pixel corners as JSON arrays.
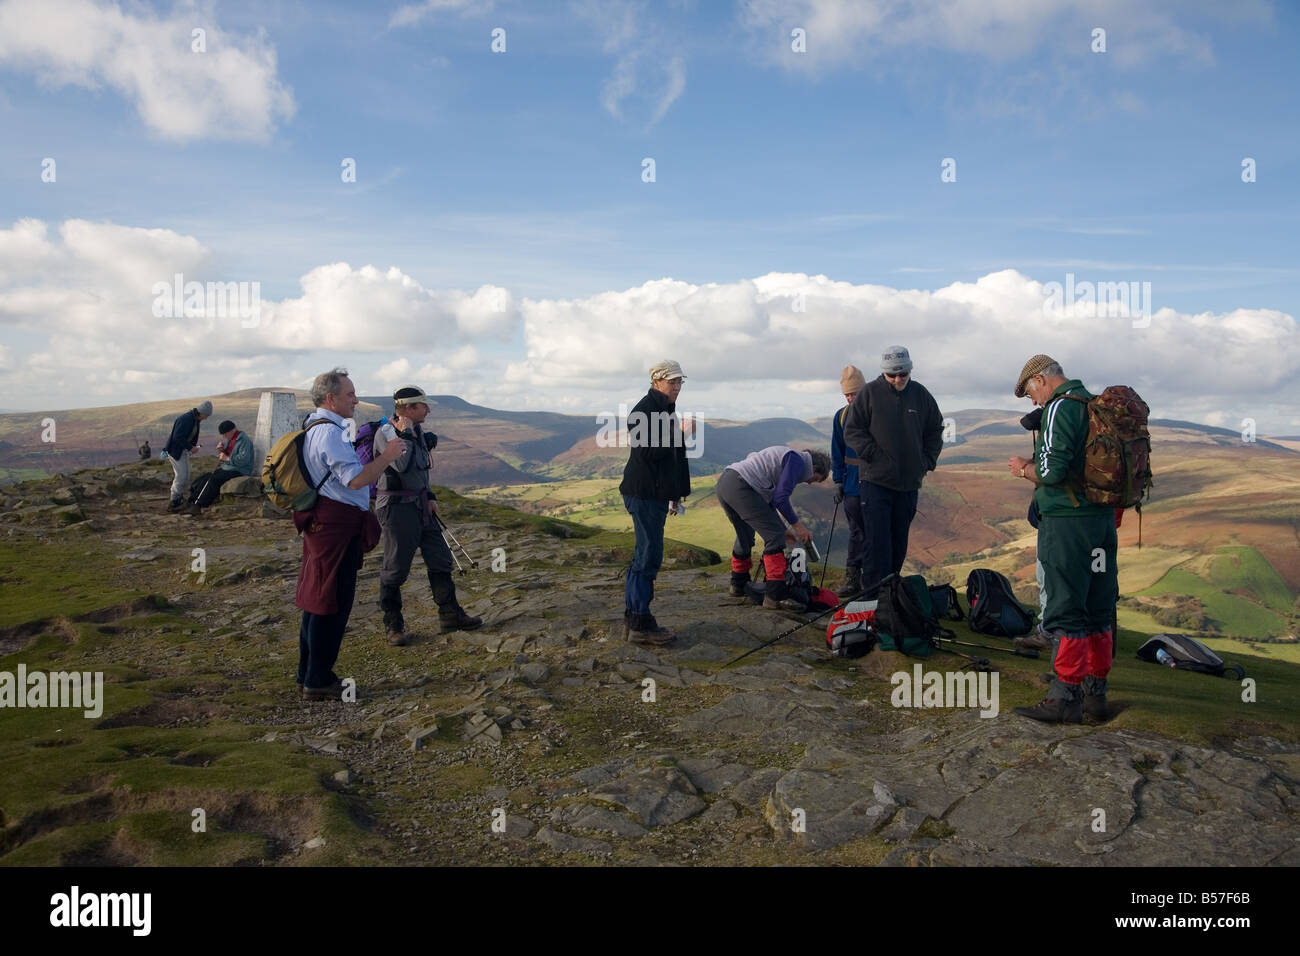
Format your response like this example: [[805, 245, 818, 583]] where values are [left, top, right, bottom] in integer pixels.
[[294, 368, 406, 700]]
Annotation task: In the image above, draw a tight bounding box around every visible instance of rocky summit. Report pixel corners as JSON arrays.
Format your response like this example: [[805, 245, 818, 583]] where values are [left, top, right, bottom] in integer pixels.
[[0, 459, 1297, 866]]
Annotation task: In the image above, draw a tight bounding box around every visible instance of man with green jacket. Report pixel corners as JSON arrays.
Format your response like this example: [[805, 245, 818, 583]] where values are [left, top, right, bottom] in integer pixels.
[[181, 420, 254, 515], [1007, 355, 1118, 724]]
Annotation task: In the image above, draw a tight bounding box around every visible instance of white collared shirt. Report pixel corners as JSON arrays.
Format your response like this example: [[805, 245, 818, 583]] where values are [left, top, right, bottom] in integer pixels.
[[302, 408, 369, 511]]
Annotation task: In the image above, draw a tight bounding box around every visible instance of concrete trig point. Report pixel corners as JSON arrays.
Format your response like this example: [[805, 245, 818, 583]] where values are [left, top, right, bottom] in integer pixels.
[[253, 391, 299, 467]]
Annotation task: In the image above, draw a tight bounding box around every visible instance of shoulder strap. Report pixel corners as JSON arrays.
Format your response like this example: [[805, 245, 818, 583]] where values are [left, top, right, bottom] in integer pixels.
[[304, 418, 337, 491]]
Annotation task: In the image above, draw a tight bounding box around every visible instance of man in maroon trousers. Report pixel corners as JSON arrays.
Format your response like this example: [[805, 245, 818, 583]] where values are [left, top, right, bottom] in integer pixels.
[[295, 368, 406, 700]]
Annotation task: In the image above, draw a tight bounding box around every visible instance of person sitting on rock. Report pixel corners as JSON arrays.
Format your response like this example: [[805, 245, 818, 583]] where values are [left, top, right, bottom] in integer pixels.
[[374, 385, 482, 645], [182, 420, 253, 516], [716, 445, 830, 608], [138, 440, 152, 460]]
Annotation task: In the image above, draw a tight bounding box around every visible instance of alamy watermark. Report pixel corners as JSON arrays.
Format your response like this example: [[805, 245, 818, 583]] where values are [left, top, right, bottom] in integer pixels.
[[890, 664, 999, 718], [1, 665, 103, 718], [1041, 273, 1152, 329], [152, 273, 262, 328], [595, 404, 704, 458]]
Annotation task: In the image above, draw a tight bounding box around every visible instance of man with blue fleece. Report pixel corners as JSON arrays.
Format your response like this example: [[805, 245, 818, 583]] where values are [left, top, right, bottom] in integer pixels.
[[716, 445, 830, 609]]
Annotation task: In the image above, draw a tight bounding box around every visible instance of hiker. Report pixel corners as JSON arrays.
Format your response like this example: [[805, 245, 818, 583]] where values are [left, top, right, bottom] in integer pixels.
[[163, 400, 212, 512], [716, 445, 830, 608], [1008, 355, 1118, 723], [295, 368, 407, 700], [180, 421, 253, 515], [138, 440, 151, 461], [830, 364, 867, 598], [374, 385, 483, 646], [842, 346, 945, 600], [1016, 405, 1055, 649], [618, 360, 693, 645]]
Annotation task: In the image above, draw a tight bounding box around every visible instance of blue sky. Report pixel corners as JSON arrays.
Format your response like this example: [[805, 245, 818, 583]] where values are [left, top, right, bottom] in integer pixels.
[[1, 0, 1298, 433]]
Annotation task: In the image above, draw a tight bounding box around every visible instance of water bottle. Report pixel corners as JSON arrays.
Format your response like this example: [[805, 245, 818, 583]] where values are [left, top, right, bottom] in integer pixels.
[[1155, 648, 1176, 668]]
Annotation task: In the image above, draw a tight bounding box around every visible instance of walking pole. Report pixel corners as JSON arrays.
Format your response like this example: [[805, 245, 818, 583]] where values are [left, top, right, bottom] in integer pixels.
[[819, 498, 840, 589], [434, 512, 479, 571]]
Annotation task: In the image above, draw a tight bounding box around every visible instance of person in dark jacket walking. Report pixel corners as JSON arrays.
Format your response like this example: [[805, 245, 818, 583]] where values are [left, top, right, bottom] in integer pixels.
[[843, 346, 944, 600], [716, 445, 830, 608], [830, 364, 867, 597], [374, 386, 483, 645], [618, 360, 693, 645], [164, 400, 212, 512]]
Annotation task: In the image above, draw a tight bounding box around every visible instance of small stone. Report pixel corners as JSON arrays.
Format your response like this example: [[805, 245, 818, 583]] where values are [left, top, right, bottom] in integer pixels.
[[520, 662, 551, 685], [303, 837, 326, 850], [407, 724, 439, 751], [333, 770, 354, 785]]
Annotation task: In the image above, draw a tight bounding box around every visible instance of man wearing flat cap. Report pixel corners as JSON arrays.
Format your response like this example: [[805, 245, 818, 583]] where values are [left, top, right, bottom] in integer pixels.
[[1008, 355, 1118, 724], [843, 346, 945, 600], [618, 360, 693, 645]]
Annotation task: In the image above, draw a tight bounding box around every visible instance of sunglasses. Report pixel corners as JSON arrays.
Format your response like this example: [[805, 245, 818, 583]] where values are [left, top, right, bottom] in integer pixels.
[[883, 371, 910, 380]]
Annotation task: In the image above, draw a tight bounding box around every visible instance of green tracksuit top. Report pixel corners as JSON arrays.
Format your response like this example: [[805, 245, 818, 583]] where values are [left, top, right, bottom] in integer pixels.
[[1033, 380, 1112, 518]]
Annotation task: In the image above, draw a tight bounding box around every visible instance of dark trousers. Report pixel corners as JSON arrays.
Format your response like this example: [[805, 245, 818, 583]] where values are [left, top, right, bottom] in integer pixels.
[[623, 495, 667, 615], [378, 500, 456, 630], [842, 493, 864, 570], [188, 468, 239, 508], [860, 482, 918, 599], [298, 535, 361, 688], [716, 468, 786, 559]]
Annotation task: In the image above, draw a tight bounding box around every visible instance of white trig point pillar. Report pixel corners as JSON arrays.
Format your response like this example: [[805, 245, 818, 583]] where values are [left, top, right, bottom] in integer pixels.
[[254, 391, 300, 468]]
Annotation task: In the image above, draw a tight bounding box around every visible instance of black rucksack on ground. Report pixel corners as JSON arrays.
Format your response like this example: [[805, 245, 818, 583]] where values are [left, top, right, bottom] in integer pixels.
[[928, 583, 964, 622], [1136, 634, 1245, 679], [875, 574, 954, 658], [966, 568, 1034, 637]]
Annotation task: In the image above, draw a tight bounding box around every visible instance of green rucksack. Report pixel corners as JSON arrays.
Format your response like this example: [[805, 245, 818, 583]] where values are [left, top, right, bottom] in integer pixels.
[[261, 419, 334, 511], [875, 574, 953, 658]]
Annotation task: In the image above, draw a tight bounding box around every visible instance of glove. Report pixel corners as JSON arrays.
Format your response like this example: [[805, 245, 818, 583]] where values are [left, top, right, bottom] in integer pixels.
[[833, 483, 844, 504]]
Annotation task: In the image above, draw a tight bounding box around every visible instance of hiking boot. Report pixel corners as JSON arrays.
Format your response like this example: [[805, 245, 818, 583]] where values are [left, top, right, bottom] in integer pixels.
[[761, 579, 788, 610], [387, 629, 410, 646], [1083, 694, 1109, 723], [1013, 696, 1082, 724], [166, 498, 184, 513], [439, 607, 483, 632], [302, 679, 346, 701], [1015, 625, 1055, 653], [836, 567, 862, 599], [627, 614, 674, 646], [728, 572, 749, 598], [182, 502, 203, 517]]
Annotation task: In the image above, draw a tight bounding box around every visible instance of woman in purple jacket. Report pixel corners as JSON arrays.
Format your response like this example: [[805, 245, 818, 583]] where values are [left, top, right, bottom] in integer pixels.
[[715, 445, 830, 608]]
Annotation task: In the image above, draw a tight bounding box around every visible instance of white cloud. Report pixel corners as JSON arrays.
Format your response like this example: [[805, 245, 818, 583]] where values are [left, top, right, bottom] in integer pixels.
[[389, 0, 492, 30], [738, 0, 1270, 70], [1, 218, 1297, 431], [0, 0, 295, 141], [577, 0, 688, 126]]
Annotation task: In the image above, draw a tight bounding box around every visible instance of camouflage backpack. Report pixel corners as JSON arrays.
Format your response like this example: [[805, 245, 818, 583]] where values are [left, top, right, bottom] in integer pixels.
[[1051, 385, 1154, 515]]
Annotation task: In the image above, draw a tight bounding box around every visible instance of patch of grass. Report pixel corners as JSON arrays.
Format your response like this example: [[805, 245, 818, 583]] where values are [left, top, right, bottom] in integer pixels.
[[1136, 566, 1288, 638], [0, 541, 141, 629]]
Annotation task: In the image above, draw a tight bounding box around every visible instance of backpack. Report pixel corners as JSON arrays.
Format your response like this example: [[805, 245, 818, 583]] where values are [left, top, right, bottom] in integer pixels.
[[1136, 634, 1245, 679], [826, 601, 878, 658], [966, 569, 1034, 637], [352, 418, 388, 499], [928, 583, 964, 622], [261, 419, 334, 511], [746, 565, 838, 611], [1050, 385, 1153, 514], [875, 574, 953, 658]]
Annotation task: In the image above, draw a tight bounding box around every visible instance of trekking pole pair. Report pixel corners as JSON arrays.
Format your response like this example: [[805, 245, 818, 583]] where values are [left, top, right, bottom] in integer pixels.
[[433, 511, 479, 574]]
